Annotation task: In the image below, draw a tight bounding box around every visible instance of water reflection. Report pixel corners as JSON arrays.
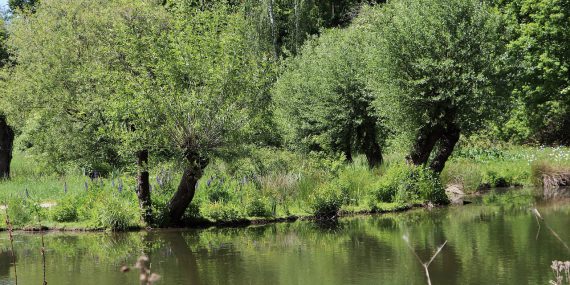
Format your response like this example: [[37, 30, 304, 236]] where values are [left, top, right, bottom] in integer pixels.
[[1, 189, 570, 284]]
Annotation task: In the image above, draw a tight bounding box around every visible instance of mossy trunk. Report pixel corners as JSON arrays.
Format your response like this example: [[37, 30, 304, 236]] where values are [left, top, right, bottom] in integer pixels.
[[167, 152, 207, 225], [0, 115, 14, 179], [429, 124, 460, 173], [136, 150, 152, 224]]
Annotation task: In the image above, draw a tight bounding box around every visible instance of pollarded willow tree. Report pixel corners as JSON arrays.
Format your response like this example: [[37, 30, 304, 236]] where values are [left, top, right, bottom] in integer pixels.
[[6, 0, 172, 221], [361, 0, 509, 173], [158, 2, 274, 224], [6, 0, 272, 224], [273, 27, 386, 168]]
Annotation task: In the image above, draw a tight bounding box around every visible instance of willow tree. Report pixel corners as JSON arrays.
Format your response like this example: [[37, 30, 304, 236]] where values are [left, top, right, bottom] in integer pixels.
[[5, 0, 171, 221], [6, 0, 271, 224], [362, 0, 508, 173], [159, 2, 273, 223], [273, 27, 386, 168]]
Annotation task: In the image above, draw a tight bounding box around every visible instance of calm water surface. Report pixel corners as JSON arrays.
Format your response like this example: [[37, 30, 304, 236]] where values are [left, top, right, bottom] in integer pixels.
[[3, 188, 570, 285]]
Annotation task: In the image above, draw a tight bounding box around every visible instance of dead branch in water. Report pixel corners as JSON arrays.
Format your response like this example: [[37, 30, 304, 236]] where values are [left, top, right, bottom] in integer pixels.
[[532, 208, 570, 253], [403, 234, 447, 285]]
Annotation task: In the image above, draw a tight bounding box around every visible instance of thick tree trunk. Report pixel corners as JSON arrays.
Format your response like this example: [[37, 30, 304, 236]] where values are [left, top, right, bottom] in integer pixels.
[[0, 115, 14, 179], [136, 149, 152, 224], [167, 153, 207, 225], [343, 142, 353, 163], [429, 124, 460, 173], [406, 125, 444, 166], [364, 140, 383, 169], [358, 117, 383, 168]]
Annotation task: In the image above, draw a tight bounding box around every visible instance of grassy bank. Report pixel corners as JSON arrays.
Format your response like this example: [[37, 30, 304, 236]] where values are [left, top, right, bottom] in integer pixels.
[[442, 145, 570, 191], [1, 145, 569, 231]]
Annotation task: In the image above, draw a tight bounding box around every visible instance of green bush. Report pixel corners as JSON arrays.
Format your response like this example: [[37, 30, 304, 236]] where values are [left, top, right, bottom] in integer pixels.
[[50, 195, 79, 222], [369, 180, 397, 203], [246, 197, 271, 218], [336, 161, 377, 205], [91, 195, 140, 231], [369, 164, 449, 205], [183, 202, 201, 220], [309, 182, 343, 218], [482, 170, 512, 188], [5, 198, 40, 226], [200, 202, 242, 221]]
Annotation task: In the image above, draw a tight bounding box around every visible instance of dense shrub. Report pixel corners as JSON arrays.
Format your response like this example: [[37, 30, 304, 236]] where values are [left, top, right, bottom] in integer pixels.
[[369, 164, 449, 205], [246, 197, 271, 218], [5, 197, 43, 226], [91, 195, 140, 231], [369, 180, 397, 203], [309, 182, 343, 218], [50, 195, 79, 222], [200, 202, 242, 222], [483, 170, 511, 188]]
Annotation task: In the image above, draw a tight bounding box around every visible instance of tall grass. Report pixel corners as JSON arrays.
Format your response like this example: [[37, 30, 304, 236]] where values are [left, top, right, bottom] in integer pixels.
[[7, 146, 559, 229]]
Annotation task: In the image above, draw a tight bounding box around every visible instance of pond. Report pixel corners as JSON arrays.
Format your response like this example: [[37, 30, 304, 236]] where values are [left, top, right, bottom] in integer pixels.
[[2, 187, 570, 285]]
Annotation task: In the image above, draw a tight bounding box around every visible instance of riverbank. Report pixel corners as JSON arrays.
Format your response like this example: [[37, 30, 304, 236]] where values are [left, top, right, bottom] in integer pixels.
[[13, 202, 420, 232], [1, 145, 569, 231], [4, 190, 567, 285]]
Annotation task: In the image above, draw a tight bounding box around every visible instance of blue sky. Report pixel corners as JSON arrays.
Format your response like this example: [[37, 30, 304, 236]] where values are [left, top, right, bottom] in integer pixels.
[[0, 0, 7, 10]]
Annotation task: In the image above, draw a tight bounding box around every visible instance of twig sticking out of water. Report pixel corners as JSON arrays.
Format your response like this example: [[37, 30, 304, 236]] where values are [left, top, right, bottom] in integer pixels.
[[532, 208, 570, 253], [120, 255, 160, 285], [4, 204, 17, 285], [40, 222, 47, 285], [403, 234, 447, 285], [533, 209, 542, 240]]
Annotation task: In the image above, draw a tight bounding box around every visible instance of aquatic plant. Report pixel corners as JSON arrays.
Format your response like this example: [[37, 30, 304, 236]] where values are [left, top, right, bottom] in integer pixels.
[[550, 261, 570, 285]]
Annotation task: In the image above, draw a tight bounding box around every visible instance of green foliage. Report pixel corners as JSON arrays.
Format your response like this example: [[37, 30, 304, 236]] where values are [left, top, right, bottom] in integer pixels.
[[369, 164, 449, 204], [369, 179, 397, 203], [482, 170, 512, 188], [274, 27, 385, 164], [4, 197, 43, 226], [8, 0, 38, 12], [91, 194, 140, 231], [50, 195, 79, 222], [245, 197, 271, 218], [361, 0, 508, 140], [309, 181, 343, 218], [243, 0, 370, 57], [200, 202, 242, 222], [497, 0, 570, 144]]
